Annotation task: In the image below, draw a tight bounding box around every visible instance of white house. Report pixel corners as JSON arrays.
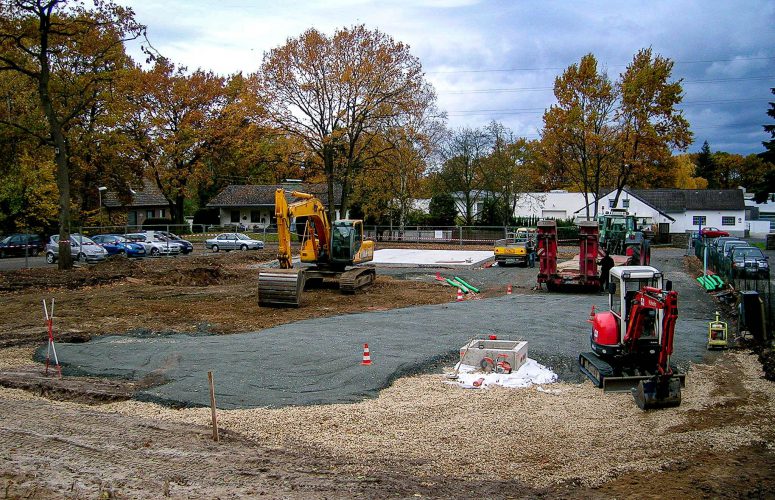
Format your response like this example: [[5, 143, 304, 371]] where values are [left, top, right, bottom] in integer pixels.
[[588, 188, 747, 237], [513, 191, 589, 220], [207, 182, 346, 229]]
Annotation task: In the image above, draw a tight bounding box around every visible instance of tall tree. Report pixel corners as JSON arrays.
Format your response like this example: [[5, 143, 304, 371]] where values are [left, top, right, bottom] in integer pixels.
[[540, 53, 617, 218], [257, 25, 435, 221], [0, 0, 144, 268], [126, 59, 228, 223], [433, 127, 490, 225], [359, 103, 445, 232], [754, 89, 775, 202], [762, 88, 775, 165], [479, 123, 539, 225], [694, 140, 716, 187], [611, 48, 692, 204]]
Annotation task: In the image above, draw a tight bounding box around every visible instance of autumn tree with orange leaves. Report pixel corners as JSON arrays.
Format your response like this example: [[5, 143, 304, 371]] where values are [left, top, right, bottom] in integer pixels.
[[541, 50, 692, 217], [125, 58, 233, 224], [0, 0, 145, 269], [540, 54, 617, 218], [256, 25, 437, 221]]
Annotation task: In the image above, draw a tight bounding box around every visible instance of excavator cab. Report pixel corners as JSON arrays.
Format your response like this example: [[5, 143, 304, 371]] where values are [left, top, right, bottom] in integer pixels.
[[330, 220, 363, 264]]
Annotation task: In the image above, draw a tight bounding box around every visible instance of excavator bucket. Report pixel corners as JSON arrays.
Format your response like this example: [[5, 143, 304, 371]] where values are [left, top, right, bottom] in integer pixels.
[[633, 376, 682, 410], [258, 269, 305, 307]]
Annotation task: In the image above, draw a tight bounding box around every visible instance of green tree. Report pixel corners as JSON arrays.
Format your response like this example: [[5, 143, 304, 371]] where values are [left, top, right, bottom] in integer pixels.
[[433, 127, 490, 225], [695, 141, 716, 187], [428, 193, 456, 226], [762, 88, 775, 165]]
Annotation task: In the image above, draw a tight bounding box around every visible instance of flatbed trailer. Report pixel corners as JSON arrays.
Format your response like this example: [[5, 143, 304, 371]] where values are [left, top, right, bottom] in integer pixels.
[[537, 220, 601, 291]]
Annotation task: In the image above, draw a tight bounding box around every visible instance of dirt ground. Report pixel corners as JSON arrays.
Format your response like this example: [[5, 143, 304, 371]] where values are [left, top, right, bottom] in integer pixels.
[[0, 247, 773, 499]]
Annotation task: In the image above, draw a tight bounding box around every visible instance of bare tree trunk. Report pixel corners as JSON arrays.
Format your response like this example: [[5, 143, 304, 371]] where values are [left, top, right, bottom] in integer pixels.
[[35, 14, 72, 269]]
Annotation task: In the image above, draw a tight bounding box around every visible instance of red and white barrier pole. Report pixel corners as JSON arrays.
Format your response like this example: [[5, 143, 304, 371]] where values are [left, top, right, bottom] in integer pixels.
[[42, 298, 62, 378]]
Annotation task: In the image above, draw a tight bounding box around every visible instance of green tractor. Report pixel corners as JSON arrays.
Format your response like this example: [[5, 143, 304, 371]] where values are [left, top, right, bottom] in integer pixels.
[[598, 210, 651, 265]]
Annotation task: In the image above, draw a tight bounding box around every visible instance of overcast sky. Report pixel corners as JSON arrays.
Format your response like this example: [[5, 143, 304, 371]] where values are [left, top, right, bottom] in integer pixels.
[[120, 0, 773, 155]]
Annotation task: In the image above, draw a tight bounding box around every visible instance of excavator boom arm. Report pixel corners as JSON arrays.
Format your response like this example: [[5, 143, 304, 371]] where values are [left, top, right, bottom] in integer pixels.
[[274, 189, 331, 269], [623, 287, 678, 376]]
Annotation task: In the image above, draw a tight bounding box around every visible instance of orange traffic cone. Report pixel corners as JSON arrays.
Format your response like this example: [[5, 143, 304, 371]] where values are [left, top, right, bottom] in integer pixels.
[[361, 343, 372, 366], [456, 289, 464, 302], [506, 284, 512, 295], [587, 305, 596, 323]]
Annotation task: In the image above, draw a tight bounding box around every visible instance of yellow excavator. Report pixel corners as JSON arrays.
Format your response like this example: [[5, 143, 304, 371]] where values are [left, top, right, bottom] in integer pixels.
[[258, 189, 376, 307]]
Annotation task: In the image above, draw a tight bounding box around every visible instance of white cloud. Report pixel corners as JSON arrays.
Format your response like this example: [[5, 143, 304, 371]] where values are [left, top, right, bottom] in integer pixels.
[[119, 0, 773, 154]]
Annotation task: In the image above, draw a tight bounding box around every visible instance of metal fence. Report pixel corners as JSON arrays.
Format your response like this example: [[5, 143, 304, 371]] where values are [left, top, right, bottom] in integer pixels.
[[694, 237, 773, 337], [364, 225, 581, 245], [72, 224, 583, 246]]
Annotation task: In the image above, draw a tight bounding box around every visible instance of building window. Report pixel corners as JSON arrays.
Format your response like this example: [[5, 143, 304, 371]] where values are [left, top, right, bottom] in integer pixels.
[[159, 208, 165, 218], [250, 210, 261, 223], [692, 216, 707, 226], [721, 216, 735, 226], [230, 210, 240, 223], [608, 199, 615, 208], [146, 209, 154, 219]]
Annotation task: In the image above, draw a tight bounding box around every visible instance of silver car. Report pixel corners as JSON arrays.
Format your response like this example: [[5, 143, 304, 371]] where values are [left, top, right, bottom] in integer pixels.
[[45, 234, 107, 264], [205, 233, 265, 252], [125, 233, 181, 257]]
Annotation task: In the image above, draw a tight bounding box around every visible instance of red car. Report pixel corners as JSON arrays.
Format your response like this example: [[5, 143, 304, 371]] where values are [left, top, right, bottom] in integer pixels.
[[700, 227, 730, 238]]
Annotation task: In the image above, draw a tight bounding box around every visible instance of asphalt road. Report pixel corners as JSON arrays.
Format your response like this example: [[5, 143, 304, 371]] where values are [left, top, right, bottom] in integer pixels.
[[48, 247, 721, 409]]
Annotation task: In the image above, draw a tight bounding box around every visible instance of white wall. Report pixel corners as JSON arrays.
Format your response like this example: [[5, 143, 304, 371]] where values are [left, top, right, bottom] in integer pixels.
[[219, 208, 273, 228], [513, 192, 589, 219], [747, 220, 771, 238], [668, 209, 746, 235]]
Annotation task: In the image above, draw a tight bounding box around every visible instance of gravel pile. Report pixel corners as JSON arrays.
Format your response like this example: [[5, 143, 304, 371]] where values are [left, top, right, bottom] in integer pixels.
[[83, 351, 775, 488]]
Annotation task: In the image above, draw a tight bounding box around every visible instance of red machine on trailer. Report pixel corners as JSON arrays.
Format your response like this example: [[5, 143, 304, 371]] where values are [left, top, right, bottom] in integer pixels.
[[537, 219, 601, 291]]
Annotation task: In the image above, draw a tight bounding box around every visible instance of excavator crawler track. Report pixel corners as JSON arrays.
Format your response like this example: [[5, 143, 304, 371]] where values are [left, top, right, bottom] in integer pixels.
[[339, 267, 376, 293]]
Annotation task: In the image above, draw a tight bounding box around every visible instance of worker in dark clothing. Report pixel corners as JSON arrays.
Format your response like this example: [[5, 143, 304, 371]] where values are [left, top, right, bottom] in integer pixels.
[[527, 239, 536, 268], [600, 250, 615, 291]]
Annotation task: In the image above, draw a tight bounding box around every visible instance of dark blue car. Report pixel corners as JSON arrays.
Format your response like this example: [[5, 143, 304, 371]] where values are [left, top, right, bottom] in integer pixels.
[[91, 234, 147, 258]]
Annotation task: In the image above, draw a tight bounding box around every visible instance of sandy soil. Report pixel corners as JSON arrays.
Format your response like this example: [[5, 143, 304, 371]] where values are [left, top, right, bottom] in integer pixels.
[[0, 247, 773, 498]]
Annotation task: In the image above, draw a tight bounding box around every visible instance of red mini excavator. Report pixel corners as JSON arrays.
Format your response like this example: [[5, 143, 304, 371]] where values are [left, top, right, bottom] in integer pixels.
[[579, 265, 684, 409]]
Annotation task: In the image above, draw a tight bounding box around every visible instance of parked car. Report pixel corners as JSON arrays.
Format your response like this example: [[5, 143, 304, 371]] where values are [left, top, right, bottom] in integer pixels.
[[708, 236, 741, 267], [154, 231, 194, 254], [0, 233, 44, 258], [124, 233, 181, 256], [717, 240, 749, 274], [91, 234, 147, 258], [205, 233, 265, 252], [700, 227, 730, 238], [141, 231, 189, 254], [729, 246, 770, 279], [45, 234, 107, 264]]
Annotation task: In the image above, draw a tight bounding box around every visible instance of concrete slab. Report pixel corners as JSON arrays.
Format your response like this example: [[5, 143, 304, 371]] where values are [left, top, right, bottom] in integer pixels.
[[372, 249, 492, 266]]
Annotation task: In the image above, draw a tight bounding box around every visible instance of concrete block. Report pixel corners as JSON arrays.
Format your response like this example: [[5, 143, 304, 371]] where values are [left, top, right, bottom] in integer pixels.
[[459, 339, 527, 372]]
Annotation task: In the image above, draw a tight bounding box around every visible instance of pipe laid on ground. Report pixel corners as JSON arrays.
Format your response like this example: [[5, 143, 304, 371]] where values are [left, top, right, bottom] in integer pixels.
[[453, 276, 480, 294], [445, 278, 471, 293]]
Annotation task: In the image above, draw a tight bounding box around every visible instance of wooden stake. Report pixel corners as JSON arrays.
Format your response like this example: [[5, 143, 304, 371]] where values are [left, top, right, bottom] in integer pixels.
[[208, 371, 219, 442]]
